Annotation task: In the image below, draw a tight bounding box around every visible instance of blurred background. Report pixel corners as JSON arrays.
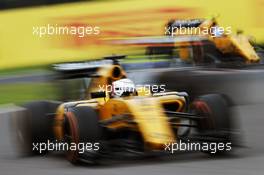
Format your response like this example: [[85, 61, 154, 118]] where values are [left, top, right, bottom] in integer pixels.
[[0, 0, 264, 104], [0, 0, 263, 69]]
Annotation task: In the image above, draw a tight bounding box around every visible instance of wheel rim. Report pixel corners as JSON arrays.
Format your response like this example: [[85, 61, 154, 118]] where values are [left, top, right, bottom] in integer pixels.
[[192, 100, 215, 130]]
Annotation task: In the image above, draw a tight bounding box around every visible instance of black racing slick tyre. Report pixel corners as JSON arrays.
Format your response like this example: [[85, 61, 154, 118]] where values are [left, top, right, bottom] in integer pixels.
[[65, 106, 103, 164], [191, 94, 234, 154], [20, 101, 60, 155]]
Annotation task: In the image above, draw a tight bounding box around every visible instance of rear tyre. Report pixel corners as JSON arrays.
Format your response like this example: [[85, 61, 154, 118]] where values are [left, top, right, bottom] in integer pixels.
[[65, 106, 103, 164], [191, 94, 233, 154]]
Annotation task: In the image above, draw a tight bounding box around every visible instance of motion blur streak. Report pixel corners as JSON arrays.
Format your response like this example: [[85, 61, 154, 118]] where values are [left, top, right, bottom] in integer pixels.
[[0, 0, 263, 69]]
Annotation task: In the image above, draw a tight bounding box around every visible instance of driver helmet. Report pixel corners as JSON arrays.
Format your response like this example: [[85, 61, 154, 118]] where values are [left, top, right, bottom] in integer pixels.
[[211, 25, 223, 37], [111, 78, 136, 97]]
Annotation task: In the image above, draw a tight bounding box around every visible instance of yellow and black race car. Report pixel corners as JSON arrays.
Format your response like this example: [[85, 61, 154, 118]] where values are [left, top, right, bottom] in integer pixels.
[[116, 18, 263, 66], [18, 56, 236, 164]]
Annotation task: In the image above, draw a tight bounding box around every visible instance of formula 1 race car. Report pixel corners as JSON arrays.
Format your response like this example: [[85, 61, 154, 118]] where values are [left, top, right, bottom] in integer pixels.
[[17, 56, 235, 164], [115, 18, 263, 66], [165, 18, 261, 64]]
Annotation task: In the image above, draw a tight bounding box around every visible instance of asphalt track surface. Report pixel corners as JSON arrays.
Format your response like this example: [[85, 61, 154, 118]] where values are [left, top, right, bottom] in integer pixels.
[[0, 103, 264, 175], [1, 67, 264, 175]]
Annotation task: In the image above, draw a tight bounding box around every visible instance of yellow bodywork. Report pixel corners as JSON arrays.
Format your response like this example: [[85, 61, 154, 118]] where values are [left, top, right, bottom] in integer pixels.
[[53, 65, 186, 149], [177, 18, 260, 63], [213, 35, 260, 62]]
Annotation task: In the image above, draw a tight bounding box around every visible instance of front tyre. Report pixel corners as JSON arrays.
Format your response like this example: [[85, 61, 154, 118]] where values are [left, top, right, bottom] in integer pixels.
[[64, 106, 103, 164]]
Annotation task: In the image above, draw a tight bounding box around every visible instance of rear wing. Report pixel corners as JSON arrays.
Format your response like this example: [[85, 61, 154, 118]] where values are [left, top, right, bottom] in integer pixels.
[[167, 19, 205, 30], [53, 55, 126, 79]]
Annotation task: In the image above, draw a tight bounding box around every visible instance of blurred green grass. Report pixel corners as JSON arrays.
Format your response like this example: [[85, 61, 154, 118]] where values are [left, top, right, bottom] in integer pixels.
[[0, 66, 49, 77], [0, 82, 58, 105]]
